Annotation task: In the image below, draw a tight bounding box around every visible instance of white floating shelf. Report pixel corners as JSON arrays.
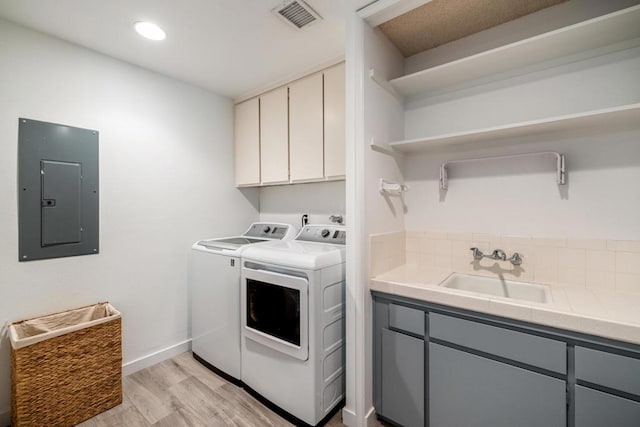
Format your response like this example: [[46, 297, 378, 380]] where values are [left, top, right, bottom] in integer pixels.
[[389, 5, 640, 97], [388, 103, 640, 152]]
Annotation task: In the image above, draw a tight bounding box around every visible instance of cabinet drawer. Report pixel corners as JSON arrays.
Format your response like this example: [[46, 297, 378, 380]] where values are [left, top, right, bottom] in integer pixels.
[[575, 385, 640, 427], [575, 346, 640, 396], [430, 313, 566, 373], [389, 303, 424, 337]]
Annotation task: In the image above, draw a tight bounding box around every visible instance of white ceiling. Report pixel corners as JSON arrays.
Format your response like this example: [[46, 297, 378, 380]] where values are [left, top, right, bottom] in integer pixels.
[[0, 0, 371, 99]]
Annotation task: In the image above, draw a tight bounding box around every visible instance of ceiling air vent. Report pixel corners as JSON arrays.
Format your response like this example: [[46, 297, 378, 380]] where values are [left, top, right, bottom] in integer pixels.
[[273, 0, 322, 30]]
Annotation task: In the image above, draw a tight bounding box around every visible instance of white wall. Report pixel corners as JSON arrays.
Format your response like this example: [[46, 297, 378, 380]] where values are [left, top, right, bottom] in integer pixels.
[[360, 23, 406, 426], [363, 27, 406, 235], [258, 181, 345, 227], [403, 128, 640, 239], [402, 44, 640, 239], [343, 18, 407, 426], [0, 19, 259, 420], [404, 47, 640, 139], [406, 128, 640, 240]]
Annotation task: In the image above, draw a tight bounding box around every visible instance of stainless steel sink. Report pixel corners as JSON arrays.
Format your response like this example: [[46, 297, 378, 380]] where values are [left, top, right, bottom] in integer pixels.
[[440, 273, 552, 304]]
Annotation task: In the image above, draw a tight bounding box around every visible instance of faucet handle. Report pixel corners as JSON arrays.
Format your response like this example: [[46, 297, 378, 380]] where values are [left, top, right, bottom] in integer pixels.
[[470, 247, 484, 260], [508, 252, 523, 266]]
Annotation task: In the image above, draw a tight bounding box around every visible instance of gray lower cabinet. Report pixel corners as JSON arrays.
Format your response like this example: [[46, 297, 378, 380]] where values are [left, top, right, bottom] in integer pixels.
[[429, 343, 566, 427], [381, 328, 424, 427], [575, 385, 640, 427], [373, 293, 640, 427]]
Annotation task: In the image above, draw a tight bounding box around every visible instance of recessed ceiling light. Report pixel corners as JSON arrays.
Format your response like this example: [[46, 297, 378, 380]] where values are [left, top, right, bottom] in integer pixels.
[[134, 21, 166, 41]]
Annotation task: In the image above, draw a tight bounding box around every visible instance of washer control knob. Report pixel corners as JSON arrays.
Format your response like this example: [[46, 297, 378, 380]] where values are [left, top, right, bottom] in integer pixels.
[[321, 229, 331, 238], [263, 226, 271, 233]]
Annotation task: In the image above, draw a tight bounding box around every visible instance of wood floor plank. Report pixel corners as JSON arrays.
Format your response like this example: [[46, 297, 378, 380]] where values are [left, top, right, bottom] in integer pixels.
[[128, 364, 181, 409], [172, 352, 227, 391], [75, 417, 99, 427], [212, 383, 293, 427], [123, 374, 175, 424], [143, 357, 191, 388], [152, 407, 213, 427], [325, 412, 344, 427], [167, 376, 234, 425], [75, 352, 353, 427], [93, 406, 150, 427]]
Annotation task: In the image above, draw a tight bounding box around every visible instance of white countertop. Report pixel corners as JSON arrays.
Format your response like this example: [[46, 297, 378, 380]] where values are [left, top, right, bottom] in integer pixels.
[[371, 264, 640, 345]]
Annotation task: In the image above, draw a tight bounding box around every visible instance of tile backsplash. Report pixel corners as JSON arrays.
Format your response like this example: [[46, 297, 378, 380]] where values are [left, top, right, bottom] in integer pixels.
[[371, 231, 640, 293], [369, 231, 406, 277]]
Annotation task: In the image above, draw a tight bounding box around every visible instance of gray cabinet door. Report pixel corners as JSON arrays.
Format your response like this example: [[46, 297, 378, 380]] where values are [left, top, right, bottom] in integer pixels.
[[381, 328, 424, 427], [575, 385, 640, 427], [429, 343, 566, 427]]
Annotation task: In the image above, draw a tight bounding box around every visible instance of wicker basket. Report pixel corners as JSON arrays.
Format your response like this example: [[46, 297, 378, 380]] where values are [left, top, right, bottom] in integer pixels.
[[9, 302, 122, 427]]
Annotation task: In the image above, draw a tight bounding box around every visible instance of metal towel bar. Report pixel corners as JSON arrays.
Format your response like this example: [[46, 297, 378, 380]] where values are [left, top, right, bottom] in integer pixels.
[[440, 151, 566, 190]]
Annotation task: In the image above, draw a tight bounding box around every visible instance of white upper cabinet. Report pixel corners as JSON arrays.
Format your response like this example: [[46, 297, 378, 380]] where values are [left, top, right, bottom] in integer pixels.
[[260, 87, 289, 184], [323, 63, 346, 178], [234, 98, 260, 186], [233, 62, 345, 187], [289, 72, 324, 182]]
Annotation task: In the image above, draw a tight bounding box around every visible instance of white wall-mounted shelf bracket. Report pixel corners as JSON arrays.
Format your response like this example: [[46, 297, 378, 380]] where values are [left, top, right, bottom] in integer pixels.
[[369, 138, 398, 156], [379, 178, 408, 195], [369, 68, 402, 101], [440, 151, 566, 190]]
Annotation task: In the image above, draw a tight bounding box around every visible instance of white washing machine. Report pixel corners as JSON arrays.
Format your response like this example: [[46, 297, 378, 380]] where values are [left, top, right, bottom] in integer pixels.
[[240, 224, 346, 426], [189, 222, 297, 382]]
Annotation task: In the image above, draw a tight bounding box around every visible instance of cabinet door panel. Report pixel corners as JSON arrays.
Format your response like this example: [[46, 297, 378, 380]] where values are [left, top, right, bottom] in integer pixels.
[[323, 63, 345, 178], [289, 73, 323, 182], [575, 346, 640, 396], [429, 343, 565, 427], [260, 87, 289, 184], [430, 313, 566, 373], [389, 303, 424, 337], [381, 328, 424, 427], [234, 98, 260, 186], [575, 385, 640, 427]]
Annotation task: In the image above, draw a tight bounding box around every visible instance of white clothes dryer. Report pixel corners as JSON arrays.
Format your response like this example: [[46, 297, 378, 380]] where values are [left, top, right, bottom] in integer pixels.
[[240, 225, 346, 426], [189, 222, 297, 382]]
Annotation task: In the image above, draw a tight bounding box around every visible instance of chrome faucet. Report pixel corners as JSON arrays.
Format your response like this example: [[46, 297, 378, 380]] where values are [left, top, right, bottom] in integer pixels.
[[489, 249, 507, 261], [470, 247, 523, 266]]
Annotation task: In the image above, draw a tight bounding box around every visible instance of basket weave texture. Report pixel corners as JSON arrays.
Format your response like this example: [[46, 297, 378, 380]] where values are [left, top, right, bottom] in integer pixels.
[[11, 305, 122, 427]]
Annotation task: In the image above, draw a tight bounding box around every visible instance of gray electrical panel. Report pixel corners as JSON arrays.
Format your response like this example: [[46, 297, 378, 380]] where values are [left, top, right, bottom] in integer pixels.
[[18, 118, 99, 261]]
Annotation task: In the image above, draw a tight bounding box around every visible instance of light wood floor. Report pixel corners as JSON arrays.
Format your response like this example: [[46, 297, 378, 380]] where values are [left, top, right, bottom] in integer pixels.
[[77, 351, 373, 427]]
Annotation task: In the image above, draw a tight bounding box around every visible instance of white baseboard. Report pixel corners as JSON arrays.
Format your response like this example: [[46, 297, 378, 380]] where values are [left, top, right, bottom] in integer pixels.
[[365, 406, 377, 427], [122, 339, 191, 376], [0, 407, 10, 427], [341, 407, 357, 426], [341, 406, 376, 427]]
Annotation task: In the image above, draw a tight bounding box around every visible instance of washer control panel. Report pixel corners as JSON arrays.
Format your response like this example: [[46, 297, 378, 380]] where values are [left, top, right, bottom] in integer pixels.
[[245, 223, 291, 239], [297, 225, 346, 245]]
